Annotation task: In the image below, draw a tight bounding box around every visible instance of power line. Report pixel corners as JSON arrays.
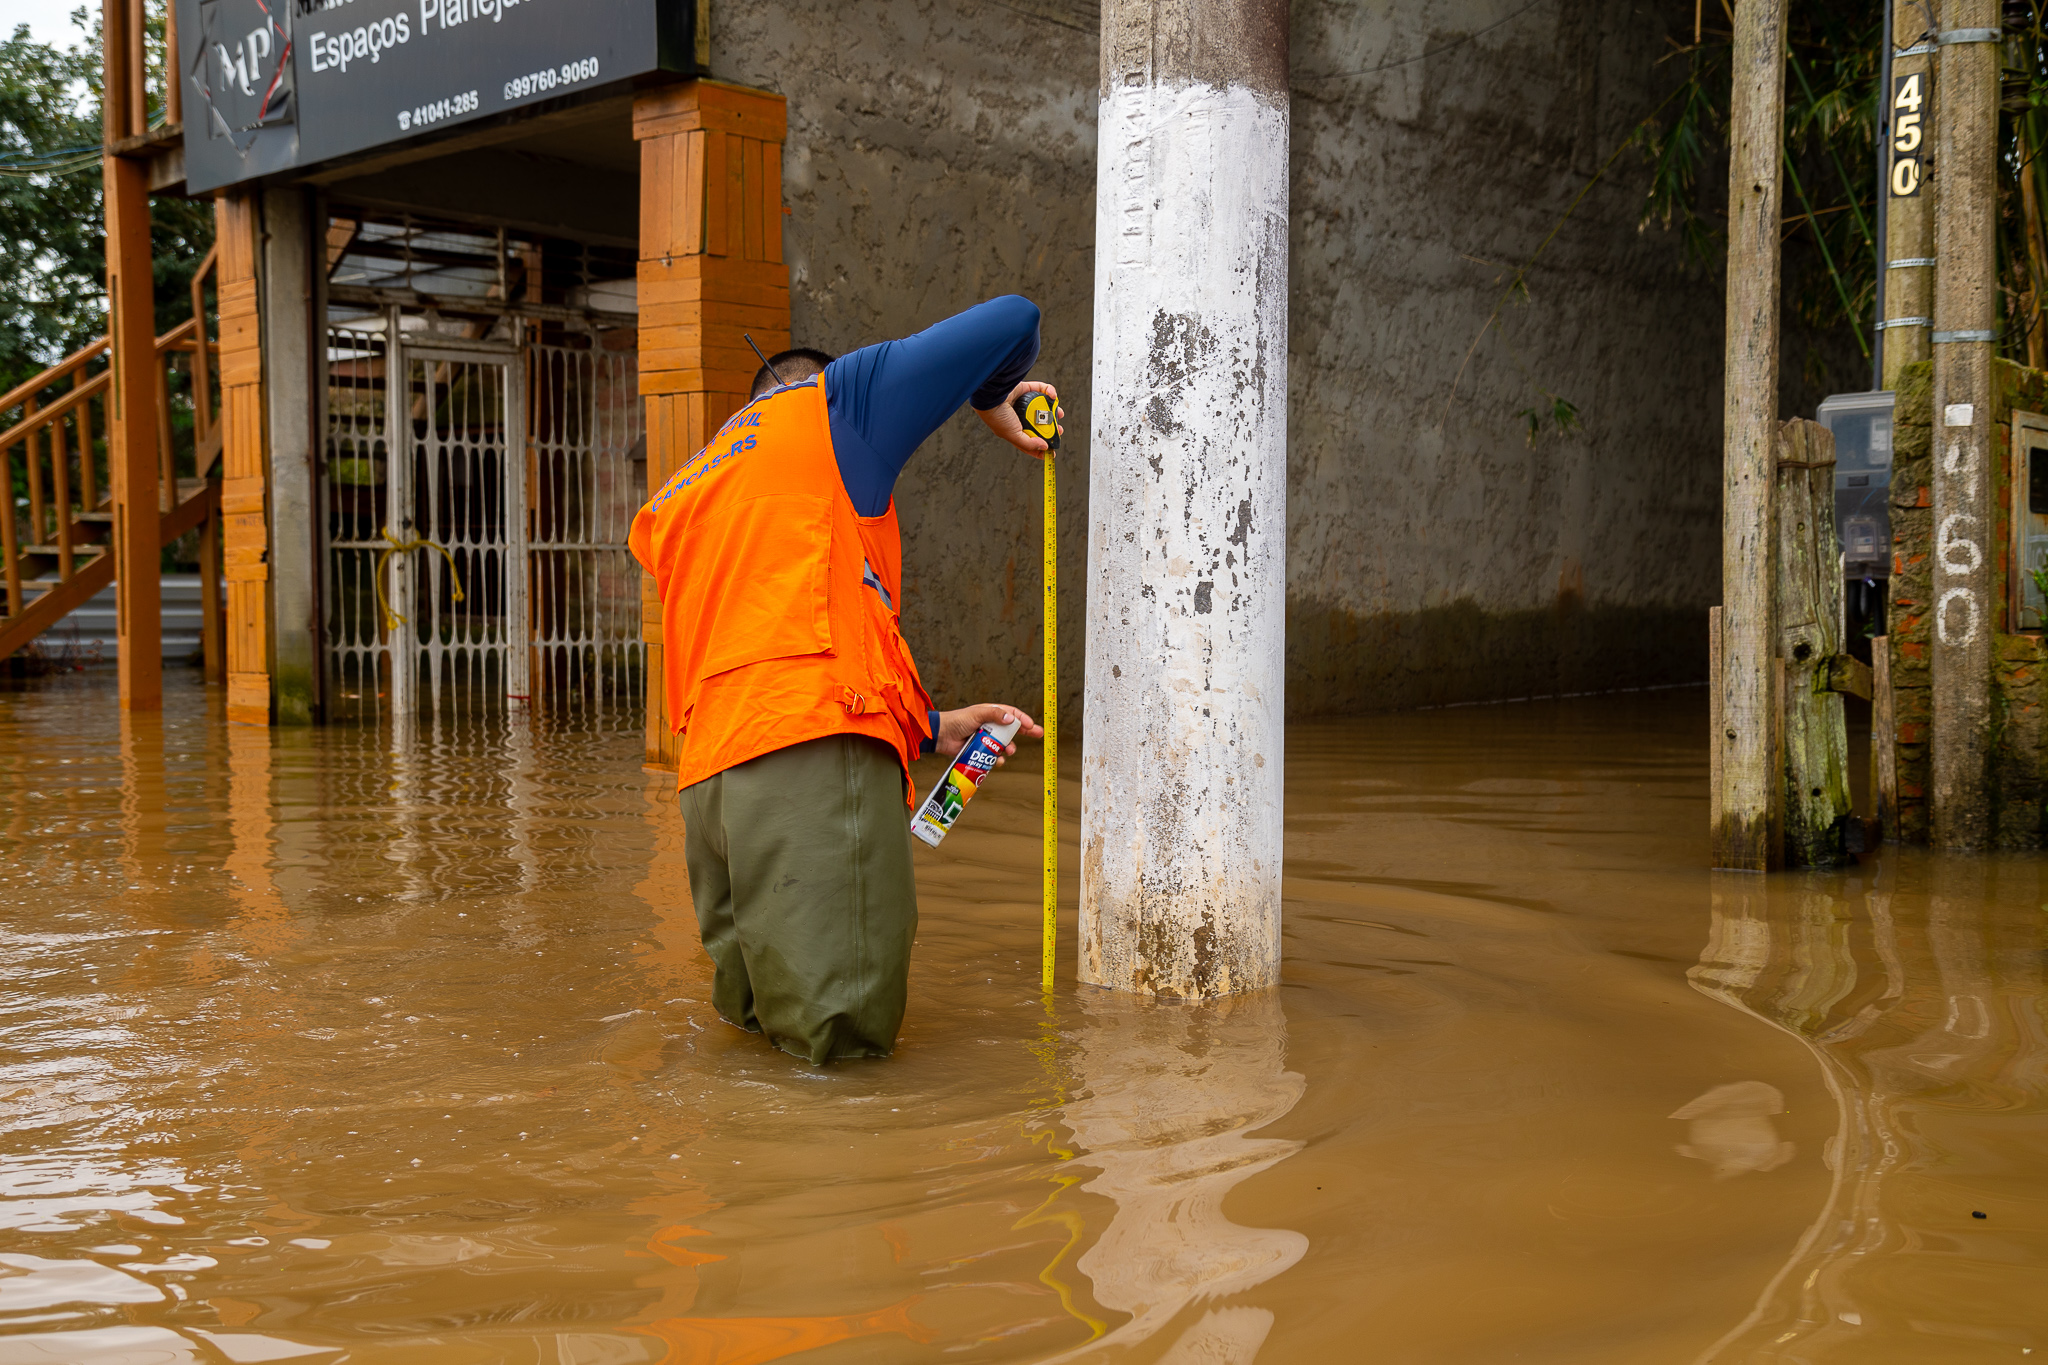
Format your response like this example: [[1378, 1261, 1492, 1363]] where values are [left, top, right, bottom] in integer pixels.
[[0, 147, 102, 177], [0, 110, 171, 177]]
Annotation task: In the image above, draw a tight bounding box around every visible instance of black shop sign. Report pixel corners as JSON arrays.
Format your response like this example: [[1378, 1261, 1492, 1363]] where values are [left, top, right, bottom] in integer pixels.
[[177, 0, 698, 194]]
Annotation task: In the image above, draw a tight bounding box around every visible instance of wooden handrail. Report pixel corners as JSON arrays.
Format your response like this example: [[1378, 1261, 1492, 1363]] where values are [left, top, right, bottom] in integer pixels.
[[152, 316, 200, 353], [0, 369, 111, 452], [2, 319, 216, 453], [0, 339, 108, 416], [190, 243, 219, 448], [4, 291, 226, 636], [0, 419, 16, 616], [24, 395, 43, 547], [2, 316, 205, 423]]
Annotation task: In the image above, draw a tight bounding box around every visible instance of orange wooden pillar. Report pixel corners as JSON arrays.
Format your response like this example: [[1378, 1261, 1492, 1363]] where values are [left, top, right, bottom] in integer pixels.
[[215, 194, 272, 726], [633, 81, 791, 768], [103, 0, 159, 710]]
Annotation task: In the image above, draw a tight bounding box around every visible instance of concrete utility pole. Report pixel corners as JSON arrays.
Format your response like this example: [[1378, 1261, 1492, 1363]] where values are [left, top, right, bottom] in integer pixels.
[[1082, 0, 1288, 996], [1713, 0, 1789, 871], [1881, 0, 1937, 390], [262, 188, 319, 725], [1930, 0, 1999, 850], [103, 0, 160, 711]]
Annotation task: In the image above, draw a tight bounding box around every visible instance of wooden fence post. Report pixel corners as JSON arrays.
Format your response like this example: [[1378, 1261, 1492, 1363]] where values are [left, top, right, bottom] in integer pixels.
[[1714, 0, 1790, 870], [1873, 635, 1897, 836], [1776, 418, 1854, 866]]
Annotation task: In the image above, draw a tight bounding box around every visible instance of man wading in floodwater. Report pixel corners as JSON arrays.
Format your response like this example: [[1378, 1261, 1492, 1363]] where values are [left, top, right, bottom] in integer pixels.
[[629, 297, 1059, 1063]]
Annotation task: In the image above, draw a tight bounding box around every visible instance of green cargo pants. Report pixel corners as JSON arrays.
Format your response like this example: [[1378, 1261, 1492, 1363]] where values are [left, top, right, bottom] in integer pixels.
[[677, 733, 918, 1063]]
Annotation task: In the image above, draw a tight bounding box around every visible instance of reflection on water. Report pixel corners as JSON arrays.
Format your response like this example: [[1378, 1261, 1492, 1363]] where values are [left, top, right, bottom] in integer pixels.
[[1047, 991, 1306, 1363], [0, 674, 2043, 1361], [1690, 865, 2048, 1361], [1669, 1082, 1795, 1179]]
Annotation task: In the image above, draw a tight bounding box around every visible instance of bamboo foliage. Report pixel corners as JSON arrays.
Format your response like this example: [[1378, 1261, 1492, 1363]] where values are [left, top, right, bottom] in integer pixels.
[[1640, 10, 1879, 357], [1644, 5, 2048, 372]]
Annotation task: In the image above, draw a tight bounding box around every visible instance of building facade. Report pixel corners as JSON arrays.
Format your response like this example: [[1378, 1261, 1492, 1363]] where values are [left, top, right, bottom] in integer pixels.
[[146, 0, 1839, 751]]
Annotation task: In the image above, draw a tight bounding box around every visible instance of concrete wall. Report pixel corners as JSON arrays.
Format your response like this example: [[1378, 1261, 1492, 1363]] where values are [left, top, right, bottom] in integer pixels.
[[711, 0, 1863, 720], [711, 0, 1101, 722]]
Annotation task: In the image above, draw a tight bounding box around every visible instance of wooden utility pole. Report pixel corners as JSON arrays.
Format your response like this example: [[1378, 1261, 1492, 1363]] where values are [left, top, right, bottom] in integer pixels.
[[1082, 0, 1289, 994], [1713, 0, 1789, 870], [1882, 0, 1938, 389], [1930, 0, 2000, 850], [103, 0, 160, 711]]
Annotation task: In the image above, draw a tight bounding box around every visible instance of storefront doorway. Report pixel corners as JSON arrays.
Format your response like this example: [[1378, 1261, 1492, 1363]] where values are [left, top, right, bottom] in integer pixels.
[[320, 211, 643, 723]]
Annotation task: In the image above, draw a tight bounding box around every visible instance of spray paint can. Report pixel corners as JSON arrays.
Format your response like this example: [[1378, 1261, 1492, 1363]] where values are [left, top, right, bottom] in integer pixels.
[[911, 717, 1022, 847]]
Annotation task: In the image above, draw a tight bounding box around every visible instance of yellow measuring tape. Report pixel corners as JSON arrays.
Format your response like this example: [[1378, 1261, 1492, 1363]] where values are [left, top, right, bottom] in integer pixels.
[[373, 529, 466, 631], [1042, 447, 1057, 993], [1014, 390, 1061, 993]]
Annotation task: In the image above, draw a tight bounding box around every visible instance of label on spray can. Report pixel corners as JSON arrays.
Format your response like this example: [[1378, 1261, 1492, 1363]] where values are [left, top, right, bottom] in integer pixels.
[[911, 717, 1021, 847]]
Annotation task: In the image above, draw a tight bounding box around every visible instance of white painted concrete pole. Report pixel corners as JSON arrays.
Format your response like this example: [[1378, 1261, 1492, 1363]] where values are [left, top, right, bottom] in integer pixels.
[[1081, 0, 1289, 997]]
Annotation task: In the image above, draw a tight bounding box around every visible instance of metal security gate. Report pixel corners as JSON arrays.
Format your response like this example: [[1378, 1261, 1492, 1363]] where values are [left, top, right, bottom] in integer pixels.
[[325, 323, 393, 718], [323, 321, 644, 723], [528, 339, 644, 708], [393, 342, 527, 714], [323, 326, 525, 719], [320, 212, 644, 726]]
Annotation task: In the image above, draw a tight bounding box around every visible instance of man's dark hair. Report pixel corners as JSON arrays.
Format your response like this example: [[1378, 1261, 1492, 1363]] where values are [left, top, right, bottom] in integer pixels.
[[750, 348, 836, 399]]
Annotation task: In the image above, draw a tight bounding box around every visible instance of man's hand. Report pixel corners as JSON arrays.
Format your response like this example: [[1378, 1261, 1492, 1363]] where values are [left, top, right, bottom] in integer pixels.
[[975, 381, 1064, 456], [935, 703, 1042, 765]]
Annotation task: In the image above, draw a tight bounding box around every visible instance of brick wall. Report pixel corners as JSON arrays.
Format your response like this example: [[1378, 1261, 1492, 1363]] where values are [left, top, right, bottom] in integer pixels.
[[1887, 358, 2048, 846]]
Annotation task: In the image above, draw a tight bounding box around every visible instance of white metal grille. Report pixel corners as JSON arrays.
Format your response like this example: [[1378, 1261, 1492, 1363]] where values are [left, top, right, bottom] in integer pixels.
[[528, 338, 644, 710], [396, 344, 527, 717], [324, 323, 393, 722], [323, 321, 643, 724]]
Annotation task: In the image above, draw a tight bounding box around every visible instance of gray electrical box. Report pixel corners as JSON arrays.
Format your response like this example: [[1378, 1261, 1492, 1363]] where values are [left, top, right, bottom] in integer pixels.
[[1817, 390, 1895, 579]]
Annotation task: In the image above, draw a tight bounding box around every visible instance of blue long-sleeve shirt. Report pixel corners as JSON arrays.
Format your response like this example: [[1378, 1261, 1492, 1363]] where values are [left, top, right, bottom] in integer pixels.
[[822, 295, 1042, 516], [802, 295, 1042, 751]]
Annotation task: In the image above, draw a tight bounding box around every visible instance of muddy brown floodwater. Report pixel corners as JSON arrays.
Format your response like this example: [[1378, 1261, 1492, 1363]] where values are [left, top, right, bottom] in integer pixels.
[[1, 672, 2044, 1364]]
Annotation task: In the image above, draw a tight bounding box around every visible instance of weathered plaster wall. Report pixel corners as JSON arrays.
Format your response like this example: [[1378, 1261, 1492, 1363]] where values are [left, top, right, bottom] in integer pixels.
[[711, 0, 1101, 721], [1284, 0, 1857, 711], [710, 0, 1861, 720]]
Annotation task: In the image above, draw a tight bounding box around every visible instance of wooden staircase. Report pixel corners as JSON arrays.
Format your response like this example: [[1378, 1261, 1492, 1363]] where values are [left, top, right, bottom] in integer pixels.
[[0, 248, 224, 672]]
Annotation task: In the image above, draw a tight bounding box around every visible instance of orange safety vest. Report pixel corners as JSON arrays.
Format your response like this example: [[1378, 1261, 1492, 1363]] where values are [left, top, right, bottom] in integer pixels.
[[628, 376, 934, 795]]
